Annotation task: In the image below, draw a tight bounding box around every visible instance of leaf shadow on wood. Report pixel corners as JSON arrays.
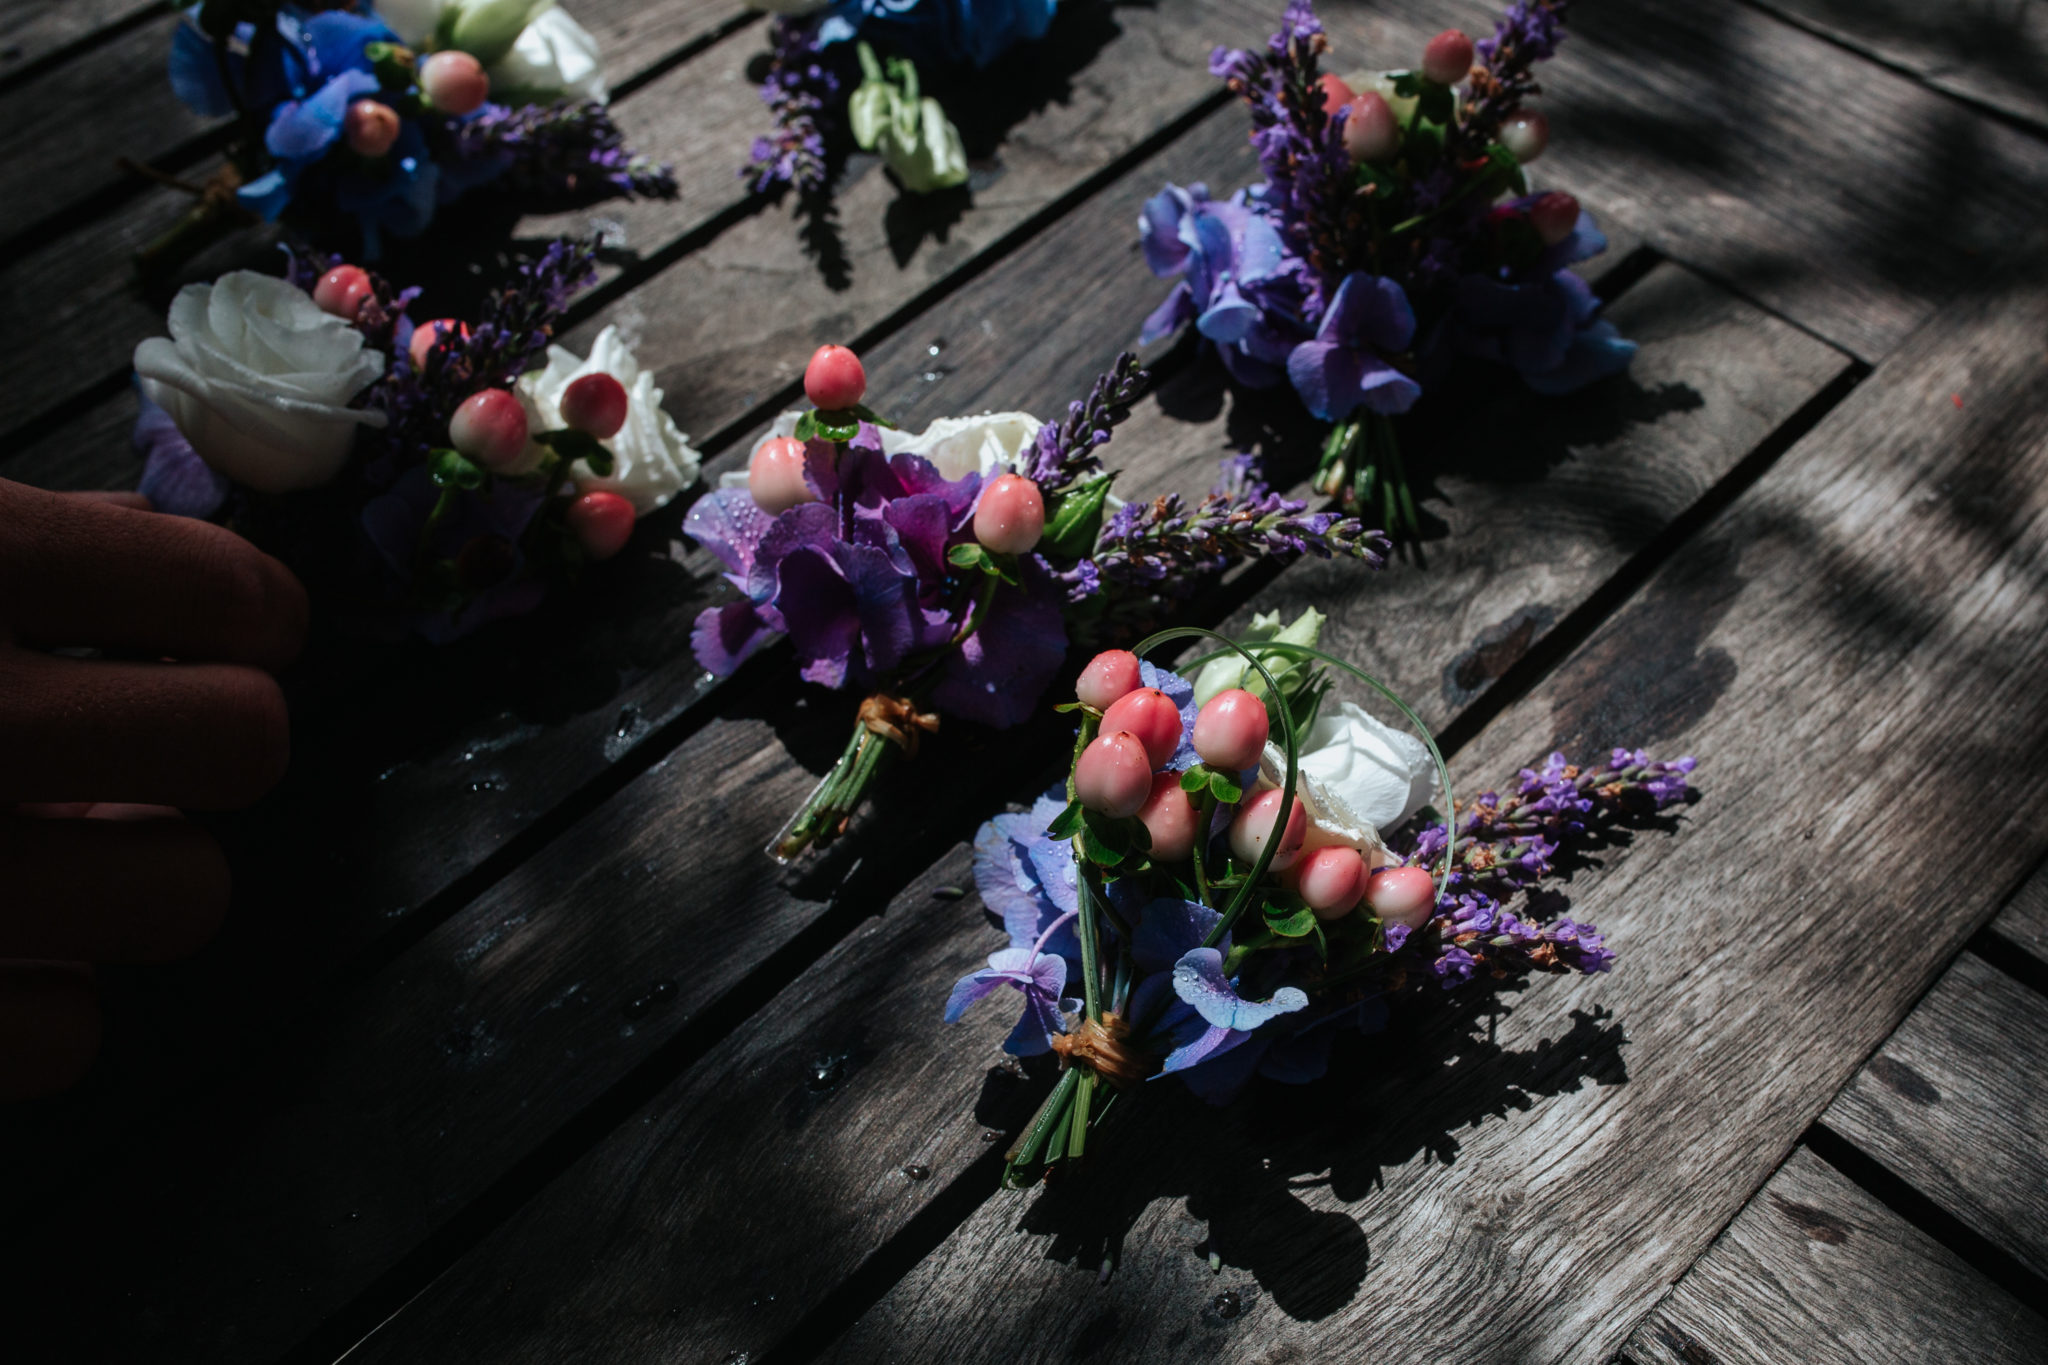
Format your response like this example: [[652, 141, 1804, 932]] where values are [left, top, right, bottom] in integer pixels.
[[1001, 992, 1632, 1332]]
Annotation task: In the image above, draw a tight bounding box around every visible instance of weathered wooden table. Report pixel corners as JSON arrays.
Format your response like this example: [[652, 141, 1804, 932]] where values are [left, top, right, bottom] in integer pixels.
[[4, 0, 2046, 1360]]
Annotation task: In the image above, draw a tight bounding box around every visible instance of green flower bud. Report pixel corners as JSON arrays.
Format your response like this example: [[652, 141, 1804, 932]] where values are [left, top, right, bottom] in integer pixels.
[[1194, 606, 1327, 706], [444, 0, 554, 68]]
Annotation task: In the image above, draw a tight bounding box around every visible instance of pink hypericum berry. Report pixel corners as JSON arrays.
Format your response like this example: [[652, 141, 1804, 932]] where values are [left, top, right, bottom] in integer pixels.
[[803, 344, 866, 411], [312, 264, 372, 320], [420, 50, 490, 116], [1136, 771, 1201, 861], [748, 435, 816, 515], [1422, 29, 1475, 85], [1298, 846, 1370, 920], [1343, 91, 1399, 163], [1229, 788, 1307, 867], [568, 490, 636, 560], [1191, 688, 1270, 771], [1366, 864, 1438, 928], [409, 319, 468, 370], [448, 388, 530, 471], [343, 98, 400, 157], [1075, 649, 1142, 710], [561, 372, 629, 439], [1527, 190, 1579, 246], [973, 473, 1046, 555], [1099, 687, 1184, 770], [1317, 72, 1357, 112], [1076, 731, 1154, 818], [1502, 110, 1550, 162]]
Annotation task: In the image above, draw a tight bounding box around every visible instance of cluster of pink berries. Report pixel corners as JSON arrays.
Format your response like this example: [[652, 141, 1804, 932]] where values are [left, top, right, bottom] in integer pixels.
[[1068, 650, 1437, 929], [311, 261, 638, 560], [1318, 28, 1550, 172], [746, 344, 1049, 557], [339, 51, 492, 160]]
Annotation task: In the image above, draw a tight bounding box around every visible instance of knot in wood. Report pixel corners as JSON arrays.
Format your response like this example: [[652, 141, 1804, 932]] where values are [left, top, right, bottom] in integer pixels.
[[857, 693, 939, 757], [1050, 1013, 1152, 1090]]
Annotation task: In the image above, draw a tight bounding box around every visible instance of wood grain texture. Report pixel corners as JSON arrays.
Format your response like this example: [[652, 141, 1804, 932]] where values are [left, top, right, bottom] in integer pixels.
[[822, 255, 2048, 1365], [1318, 0, 2048, 362], [293, 266, 1840, 1365], [1626, 1146, 2048, 1365], [1749, 0, 2048, 135], [0, 0, 162, 78], [1818, 951, 2048, 1278], [1991, 857, 2048, 964]]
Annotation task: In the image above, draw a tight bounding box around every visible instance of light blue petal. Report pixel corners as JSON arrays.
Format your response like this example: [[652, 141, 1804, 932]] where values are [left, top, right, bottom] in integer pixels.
[[1171, 948, 1309, 1030]]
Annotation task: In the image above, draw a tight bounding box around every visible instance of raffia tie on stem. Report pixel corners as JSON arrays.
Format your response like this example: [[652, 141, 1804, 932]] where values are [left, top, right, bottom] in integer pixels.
[[1050, 1013, 1152, 1090], [856, 693, 939, 757]]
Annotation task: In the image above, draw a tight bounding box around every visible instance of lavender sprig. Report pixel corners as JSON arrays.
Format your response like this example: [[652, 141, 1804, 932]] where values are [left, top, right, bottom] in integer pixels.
[[745, 18, 841, 195], [1457, 0, 1570, 157], [459, 101, 679, 201], [1094, 452, 1389, 595], [1023, 351, 1149, 490]]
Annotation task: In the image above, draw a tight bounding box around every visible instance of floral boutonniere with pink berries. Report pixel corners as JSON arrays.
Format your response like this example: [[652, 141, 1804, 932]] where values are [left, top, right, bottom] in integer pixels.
[[686, 344, 1389, 859], [946, 622, 1695, 1183], [130, 238, 702, 640], [1139, 0, 1634, 536]]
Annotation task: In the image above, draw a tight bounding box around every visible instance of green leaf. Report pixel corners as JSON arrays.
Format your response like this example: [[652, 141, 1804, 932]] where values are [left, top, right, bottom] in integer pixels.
[[539, 427, 612, 476], [945, 542, 1018, 585], [428, 448, 485, 490], [849, 402, 899, 430], [792, 410, 817, 441], [1263, 903, 1318, 938], [1179, 767, 1210, 794], [1039, 473, 1113, 559], [804, 410, 863, 443], [1043, 800, 1084, 840], [1078, 808, 1128, 867], [1207, 770, 1243, 805], [1416, 83, 1454, 127]]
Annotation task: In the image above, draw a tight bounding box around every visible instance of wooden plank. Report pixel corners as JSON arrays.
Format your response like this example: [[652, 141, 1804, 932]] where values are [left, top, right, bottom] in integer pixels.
[[1748, 0, 2048, 136], [300, 264, 1841, 1365], [1991, 858, 2048, 964], [0, 0, 745, 249], [1626, 1146, 2048, 1365], [0, 1, 162, 80], [0, 225, 1837, 1365], [1817, 951, 2048, 1279], [819, 250, 2048, 1364]]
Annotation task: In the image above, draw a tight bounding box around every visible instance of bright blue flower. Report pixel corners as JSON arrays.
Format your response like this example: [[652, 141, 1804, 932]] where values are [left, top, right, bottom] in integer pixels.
[[1139, 183, 1307, 389], [817, 0, 1058, 70], [242, 67, 382, 219], [1284, 272, 1423, 421]]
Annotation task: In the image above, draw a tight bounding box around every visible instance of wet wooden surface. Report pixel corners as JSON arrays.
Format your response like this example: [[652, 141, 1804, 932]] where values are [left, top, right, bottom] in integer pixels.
[[2, 1, 2045, 1362]]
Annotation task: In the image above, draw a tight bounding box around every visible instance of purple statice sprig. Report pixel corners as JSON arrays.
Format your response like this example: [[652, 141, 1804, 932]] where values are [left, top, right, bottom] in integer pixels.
[[367, 236, 601, 469], [1457, 0, 1570, 158], [1094, 452, 1389, 597], [459, 101, 680, 202], [1023, 351, 1149, 490], [1388, 747, 1695, 984], [745, 18, 844, 196]]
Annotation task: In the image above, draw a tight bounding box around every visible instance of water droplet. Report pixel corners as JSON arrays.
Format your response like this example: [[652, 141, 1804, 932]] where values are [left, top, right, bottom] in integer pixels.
[[1212, 1291, 1242, 1320], [722, 1354, 750, 1365], [807, 1052, 847, 1091], [650, 978, 678, 1004], [930, 885, 967, 901], [468, 775, 506, 793], [926, 339, 945, 357], [981, 1129, 1004, 1143], [902, 1164, 930, 1181], [614, 704, 642, 739], [622, 995, 653, 1020]]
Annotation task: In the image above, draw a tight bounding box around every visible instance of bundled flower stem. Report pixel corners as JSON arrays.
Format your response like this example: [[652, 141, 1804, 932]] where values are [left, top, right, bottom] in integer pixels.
[[1140, 0, 1634, 537], [945, 625, 1695, 1185], [689, 347, 1387, 861]]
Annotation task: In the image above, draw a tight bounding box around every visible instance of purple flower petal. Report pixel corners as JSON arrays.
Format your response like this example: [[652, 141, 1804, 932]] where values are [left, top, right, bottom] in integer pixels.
[[1171, 947, 1309, 1031]]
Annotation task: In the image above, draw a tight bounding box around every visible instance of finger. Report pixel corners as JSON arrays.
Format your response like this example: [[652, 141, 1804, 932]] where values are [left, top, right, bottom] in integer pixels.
[[0, 812, 229, 962], [0, 479, 307, 669], [0, 963, 100, 1102], [67, 491, 152, 511], [0, 650, 290, 808]]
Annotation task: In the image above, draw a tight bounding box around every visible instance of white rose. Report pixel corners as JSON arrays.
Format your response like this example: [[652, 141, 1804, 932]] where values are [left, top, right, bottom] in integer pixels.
[[488, 6, 607, 103], [132, 271, 387, 494], [1258, 701, 1436, 853], [376, 0, 448, 47], [516, 324, 701, 513], [729, 409, 1044, 492]]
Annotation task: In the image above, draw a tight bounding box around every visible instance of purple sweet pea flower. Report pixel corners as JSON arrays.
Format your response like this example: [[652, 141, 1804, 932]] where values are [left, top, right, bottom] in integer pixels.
[[944, 946, 1076, 1056], [1285, 272, 1422, 421], [133, 389, 229, 519], [1140, 185, 1308, 388], [361, 466, 547, 642], [1451, 266, 1635, 396]]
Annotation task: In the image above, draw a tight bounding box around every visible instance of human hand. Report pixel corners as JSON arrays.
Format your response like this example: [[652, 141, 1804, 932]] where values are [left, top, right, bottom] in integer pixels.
[[0, 479, 307, 1098]]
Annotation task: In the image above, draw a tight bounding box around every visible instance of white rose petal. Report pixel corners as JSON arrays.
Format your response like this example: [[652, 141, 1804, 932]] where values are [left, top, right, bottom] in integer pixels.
[[516, 324, 701, 513], [132, 271, 386, 493], [488, 6, 607, 103], [882, 411, 1043, 480], [1258, 701, 1436, 852], [377, 0, 448, 46]]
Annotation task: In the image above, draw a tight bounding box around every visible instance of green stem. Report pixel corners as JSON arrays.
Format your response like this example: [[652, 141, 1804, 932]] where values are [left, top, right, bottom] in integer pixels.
[[769, 718, 898, 860], [1068, 1070, 1096, 1160], [415, 486, 459, 563], [1189, 789, 1214, 905], [1073, 861, 1105, 1024], [1004, 1067, 1079, 1184]]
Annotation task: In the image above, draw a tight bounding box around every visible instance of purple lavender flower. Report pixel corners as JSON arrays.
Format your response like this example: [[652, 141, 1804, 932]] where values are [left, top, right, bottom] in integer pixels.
[[459, 101, 680, 203], [1023, 351, 1148, 489], [745, 18, 844, 195]]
